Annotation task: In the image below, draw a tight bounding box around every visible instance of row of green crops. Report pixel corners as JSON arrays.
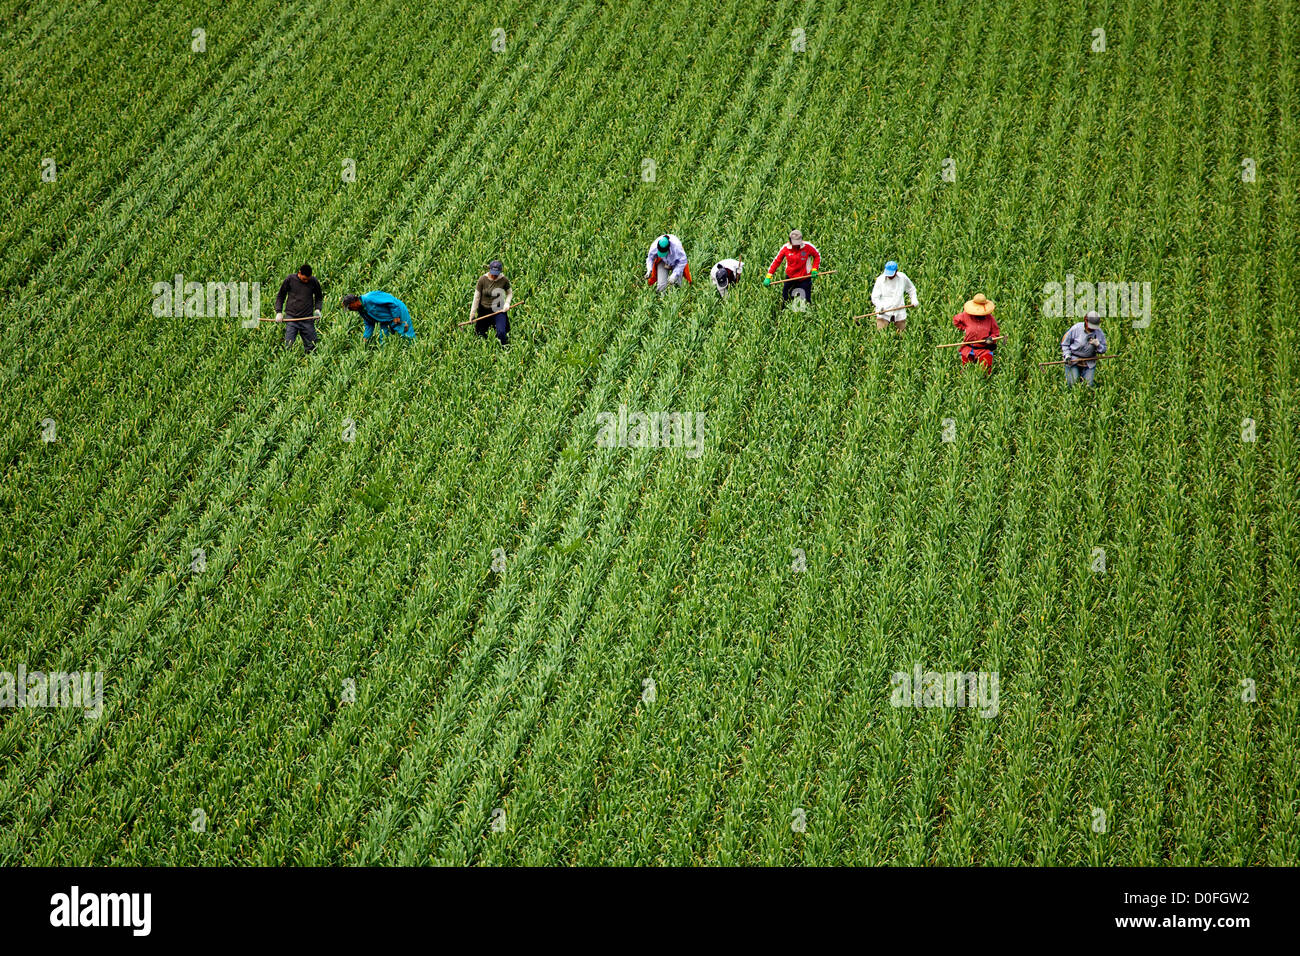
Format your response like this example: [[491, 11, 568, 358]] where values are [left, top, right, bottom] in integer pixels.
[[0, 0, 1296, 864]]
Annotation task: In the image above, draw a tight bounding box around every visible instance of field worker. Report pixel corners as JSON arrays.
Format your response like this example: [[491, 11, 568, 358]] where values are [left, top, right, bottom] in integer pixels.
[[764, 229, 820, 306], [1061, 310, 1107, 387], [951, 293, 1000, 374], [469, 259, 511, 347], [342, 291, 415, 342], [275, 263, 323, 353], [645, 234, 691, 293], [870, 260, 918, 332], [711, 256, 743, 299]]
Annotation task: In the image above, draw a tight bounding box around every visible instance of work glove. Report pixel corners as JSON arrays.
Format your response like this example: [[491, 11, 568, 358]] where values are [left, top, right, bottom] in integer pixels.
[[763, 275, 773, 286], [313, 309, 322, 318], [275, 312, 284, 322], [1087, 336, 1099, 347], [810, 268, 819, 277]]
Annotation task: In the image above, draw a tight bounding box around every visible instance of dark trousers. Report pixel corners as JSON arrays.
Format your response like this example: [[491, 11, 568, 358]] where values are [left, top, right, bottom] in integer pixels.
[[782, 277, 812, 305], [284, 319, 317, 353], [475, 308, 509, 345]]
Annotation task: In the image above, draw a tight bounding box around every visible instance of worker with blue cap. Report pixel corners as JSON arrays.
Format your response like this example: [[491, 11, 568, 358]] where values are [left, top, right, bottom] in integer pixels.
[[469, 260, 512, 347], [870, 260, 919, 332]]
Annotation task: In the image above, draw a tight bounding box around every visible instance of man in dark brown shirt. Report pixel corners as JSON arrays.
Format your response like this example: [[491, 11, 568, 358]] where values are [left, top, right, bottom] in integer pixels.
[[469, 260, 511, 347]]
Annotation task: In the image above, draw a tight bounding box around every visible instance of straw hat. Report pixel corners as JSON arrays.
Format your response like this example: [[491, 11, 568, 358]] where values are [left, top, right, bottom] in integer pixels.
[[964, 293, 995, 315]]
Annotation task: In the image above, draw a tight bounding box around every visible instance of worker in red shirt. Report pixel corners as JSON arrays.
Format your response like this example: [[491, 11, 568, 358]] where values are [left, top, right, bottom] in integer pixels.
[[952, 293, 1000, 374], [764, 229, 820, 307]]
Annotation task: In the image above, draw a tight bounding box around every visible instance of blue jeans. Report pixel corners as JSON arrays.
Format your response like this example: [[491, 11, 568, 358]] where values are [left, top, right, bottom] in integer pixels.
[[1065, 362, 1095, 386]]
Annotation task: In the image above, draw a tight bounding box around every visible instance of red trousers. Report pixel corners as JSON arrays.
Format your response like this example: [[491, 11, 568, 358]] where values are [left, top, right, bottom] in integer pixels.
[[961, 346, 994, 374]]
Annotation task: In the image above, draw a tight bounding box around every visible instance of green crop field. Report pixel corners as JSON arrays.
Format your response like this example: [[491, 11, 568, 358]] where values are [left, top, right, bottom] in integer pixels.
[[0, 0, 1296, 867]]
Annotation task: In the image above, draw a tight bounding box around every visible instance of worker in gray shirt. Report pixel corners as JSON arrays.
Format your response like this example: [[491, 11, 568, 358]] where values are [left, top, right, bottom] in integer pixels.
[[1060, 310, 1108, 387]]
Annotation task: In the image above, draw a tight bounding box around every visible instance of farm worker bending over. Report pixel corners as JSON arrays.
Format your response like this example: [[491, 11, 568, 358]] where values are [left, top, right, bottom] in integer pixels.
[[646, 234, 691, 293], [952, 293, 1000, 374], [711, 257, 743, 299], [764, 229, 820, 306], [275, 263, 323, 353], [870, 260, 918, 332], [343, 292, 415, 342], [470, 260, 511, 347], [1061, 310, 1107, 387]]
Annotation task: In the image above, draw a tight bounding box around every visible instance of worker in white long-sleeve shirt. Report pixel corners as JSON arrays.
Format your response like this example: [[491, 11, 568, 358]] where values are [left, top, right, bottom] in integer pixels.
[[645, 234, 691, 293], [870, 261, 918, 332], [711, 257, 743, 299]]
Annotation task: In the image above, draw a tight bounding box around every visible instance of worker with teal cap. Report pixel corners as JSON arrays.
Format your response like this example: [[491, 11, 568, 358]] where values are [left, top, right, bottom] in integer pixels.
[[645, 234, 691, 293], [342, 291, 415, 342]]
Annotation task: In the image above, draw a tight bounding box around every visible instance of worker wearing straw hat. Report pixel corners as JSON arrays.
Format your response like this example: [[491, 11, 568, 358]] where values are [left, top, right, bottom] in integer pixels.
[[951, 293, 1000, 374], [469, 260, 512, 347], [764, 229, 820, 306], [870, 260, 918, 332], [1060, 310, 1107, 386]]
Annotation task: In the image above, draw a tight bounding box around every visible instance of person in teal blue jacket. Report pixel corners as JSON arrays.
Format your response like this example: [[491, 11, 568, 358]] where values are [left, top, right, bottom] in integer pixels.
[[342, 292, 415, 342]]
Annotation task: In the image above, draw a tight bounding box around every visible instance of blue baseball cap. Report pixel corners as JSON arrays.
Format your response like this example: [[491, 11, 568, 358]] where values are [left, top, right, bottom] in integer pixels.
[[884, 261, 899, 276], [656, 236, 670, 255]]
